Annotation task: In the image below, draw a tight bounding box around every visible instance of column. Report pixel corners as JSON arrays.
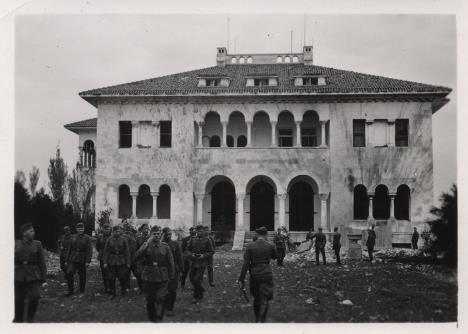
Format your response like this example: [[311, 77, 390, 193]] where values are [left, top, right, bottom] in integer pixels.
[[389, 193, 396, 220], [246, 121, 252, 147], [195, 193, 205, 225], [152, 121, 159, 147], [365, 120, 373, 147], [319, 193, 329, 230], [270, 120, 277, 147], [132, 121, 139, 148], [130, 191, 138, 218], [236, 193, 245, 229], [197, 122, 204, 147], [320, 120, 327, 147], [278, 193, 286, 228], [387, 119, 395, 147], [151, 192, 159, 218], [368, 193, 375, 222], [221, 121, 228, 147], [78, 147, 83, 166], [295, 121, 302, 147]]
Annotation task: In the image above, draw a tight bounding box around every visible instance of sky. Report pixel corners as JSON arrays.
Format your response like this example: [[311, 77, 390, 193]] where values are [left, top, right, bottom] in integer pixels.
[[14, 14, 457, 202]]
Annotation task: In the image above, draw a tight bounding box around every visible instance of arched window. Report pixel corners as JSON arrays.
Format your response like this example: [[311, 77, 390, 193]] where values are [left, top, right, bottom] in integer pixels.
[[301, 110, 320, 147], [247, 57, 253, 64], [118, 185, 132, 219], [157, 185, 171, 219], [239, 57, 245, 64], [276, 56, 282, 63], [277, 111, 295, 147], [374, 185, 390, 219], [136, 184, 152, 218], [227, 135, 234, 147], [395, 185, 411, 220], [353, 185, 369, 219], [83, 140, 96, 168], [231, 58, 237, 64], [292, 56, 299, 63], [209, 136, 221, 147], [285, 56, 291, 63], [237, 135, 247, 147]]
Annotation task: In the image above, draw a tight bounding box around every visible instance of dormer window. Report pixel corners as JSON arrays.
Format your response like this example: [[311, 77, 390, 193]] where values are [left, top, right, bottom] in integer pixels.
[[294, 76, 326, 86], [246, 77, 278, 87], [198, 77, 230, 87]]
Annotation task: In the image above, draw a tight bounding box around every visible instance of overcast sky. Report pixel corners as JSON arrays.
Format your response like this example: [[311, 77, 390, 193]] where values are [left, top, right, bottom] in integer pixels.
[[15, 14, 456, 202]]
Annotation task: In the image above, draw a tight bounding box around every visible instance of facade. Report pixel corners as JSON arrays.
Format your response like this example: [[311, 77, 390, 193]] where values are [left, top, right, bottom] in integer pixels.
[[65, 46, 451, 249]]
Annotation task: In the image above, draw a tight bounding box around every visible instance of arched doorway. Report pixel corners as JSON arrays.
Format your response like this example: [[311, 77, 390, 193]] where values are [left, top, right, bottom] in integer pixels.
[[289, 182, 314, 231], [250, 181, 275, 231], [211, 182, 236, 231]]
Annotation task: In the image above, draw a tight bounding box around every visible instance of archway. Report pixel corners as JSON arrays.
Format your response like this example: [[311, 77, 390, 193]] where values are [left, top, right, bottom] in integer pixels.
[[211, 182, 236, 231], [136, 184, 152, 219], [395, 184, 411, 220], [288, 181, 314, 231], [249, 181, 275, 231], [373, 184, 390, 219], [118, 184, 132, 219]]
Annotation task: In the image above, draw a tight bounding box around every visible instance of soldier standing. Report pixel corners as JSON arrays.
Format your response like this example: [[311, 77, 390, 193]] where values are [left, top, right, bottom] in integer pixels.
[[186, 225, 214, 304], [103, 225, 131, 299], [57, 226, 72, 280], [332, 227, 341, 265], [65, 222, 92, 296], [134, 225, 175, 322], [310, 227, 327, 265], [203, 226, 216, 287], [123, 223, 137, 292], [238, 226, 277, 323], [95, 223, 112, 294], [411, 227, 420, 250], [134, 224, 150, 291], [14, 223, 47, 323], [273, 228, 287, 266], [162, 227, 184, 316], [180, 227, 195, 289], [366, 225, 377, 262]]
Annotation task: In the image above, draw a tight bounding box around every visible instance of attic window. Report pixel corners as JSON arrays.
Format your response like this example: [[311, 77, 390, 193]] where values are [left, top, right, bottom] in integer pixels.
[[198, 78, 230, 87], [246, 77, 278, 87], [294, 77, 326, 86]]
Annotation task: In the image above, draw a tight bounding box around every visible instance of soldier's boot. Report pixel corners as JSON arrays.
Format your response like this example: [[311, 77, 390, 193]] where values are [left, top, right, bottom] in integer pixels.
[[155, 303, 165, 322], [146, 302, 157, 322], [26, 297, 39, 322], [259, 303, 269, 323], [253, 301, 260, 322], [109, 280, 116, 299], [13, 297, 25, 322], [208, 268, 214, 286], [66, 279, 74, 296]]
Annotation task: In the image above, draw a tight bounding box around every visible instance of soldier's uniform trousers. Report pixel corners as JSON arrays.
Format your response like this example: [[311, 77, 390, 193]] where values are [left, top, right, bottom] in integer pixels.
[[14, 281, 41, 323], [189, 266, 206, 300], [145, 281, 169, 322], [333, 246, 341, 264], [108, 265, 130, 296], [315, 247, 326, 265], [60, 256, 67, 277], [249, 276, 274, 322], [164, 269, 179, 311], [207, 256, 214, 284], [180, 258, 190, 287], [67, 261, 87, 293], [275, 247, 286, 266]]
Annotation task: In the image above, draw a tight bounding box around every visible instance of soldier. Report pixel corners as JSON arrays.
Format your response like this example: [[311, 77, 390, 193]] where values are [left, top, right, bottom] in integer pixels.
[[103, 225, 131, 299], [238, 226, 277, 323], [95, 223, 112, 294], [57, 226, 72, 280], [203, 226, 216, 287], [122, 223, 137, 292], [65, 222, 92, 296], [14, 223, 47, 322], [162, 227, 184, 316], [185, 225, 214, 304], [310, 227, 327, 265], [273, 228, 287, 266], [332, 227, 341, 265], [180, 227, 196, 289], [411, 227, 420, 250], [366, 225, 377, 262], [134, 224, 150, 291], [134, 225, 175, 322]]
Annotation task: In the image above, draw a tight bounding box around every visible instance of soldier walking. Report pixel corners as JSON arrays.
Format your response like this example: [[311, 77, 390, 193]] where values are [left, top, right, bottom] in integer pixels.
[[310, 227, 326, 265], [58, 226, 72, 280], [332, 227, 341, 265], [186, 225, 214, 304], [366, 225, 377, 262], [103, 225, 131, 299], [95, 223, 112, 294], [238, 226, 277, 323], [135, 224, 150, 291], [134, 226, 175, 322], [162, 227, 184, 316], [411, 227, 420, 250], [14, 223, 47, 322], [273, 228, 287, 266], [204, 226, 216, 287], [180, 227, 196, 289], [123, 223, 137, 292], [65, 222, 92, 296]]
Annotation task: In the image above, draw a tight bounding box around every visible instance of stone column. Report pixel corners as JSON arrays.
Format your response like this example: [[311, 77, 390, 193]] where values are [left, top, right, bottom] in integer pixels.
[[78, 146, 83, 166], [389, 193, 396, 220], [130, 192, 138, 218], [388, 119, 395, 147], [151, 191, 159, 218], [221, 121, 228, 147], [319, 193, 329, 230], [270, 120, 277, 147], [365, 120, 373, 147], [236, 193, 245, 229], [197, 122, 204, 147], [195, 193, 205, 225], [278, 193, 287, 228], [295, 121, 302, 147], [132, 121, 139, 148], [246, 121, 252, 147], [320, 120, 327, 147], [152, 121, 159, 147], [368, 193, 375, 223]]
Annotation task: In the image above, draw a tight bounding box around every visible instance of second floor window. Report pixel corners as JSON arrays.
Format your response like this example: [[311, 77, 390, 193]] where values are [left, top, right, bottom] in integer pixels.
[[353, 120, 365, 147], [119, 121, 132, 148], [278, 128, 293, 147], [301, 128, 318, 147], [160, 121, 172, 147], [395, 119, 409, 147]]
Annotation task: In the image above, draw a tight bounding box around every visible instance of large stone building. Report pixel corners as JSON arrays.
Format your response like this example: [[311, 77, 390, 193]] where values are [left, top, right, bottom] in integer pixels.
[[65, 46, 451, 248]]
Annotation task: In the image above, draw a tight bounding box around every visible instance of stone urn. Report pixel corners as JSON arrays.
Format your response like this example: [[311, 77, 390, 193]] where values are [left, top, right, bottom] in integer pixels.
[[347, 233, 363, 259]]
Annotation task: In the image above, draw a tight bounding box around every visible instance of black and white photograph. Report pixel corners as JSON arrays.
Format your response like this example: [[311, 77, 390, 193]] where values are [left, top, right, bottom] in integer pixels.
[[1, 0, 464, 331]]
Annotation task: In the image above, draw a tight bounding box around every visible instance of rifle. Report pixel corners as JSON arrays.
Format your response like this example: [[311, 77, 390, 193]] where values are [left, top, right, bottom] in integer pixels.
[[238, 281, 249, 302]]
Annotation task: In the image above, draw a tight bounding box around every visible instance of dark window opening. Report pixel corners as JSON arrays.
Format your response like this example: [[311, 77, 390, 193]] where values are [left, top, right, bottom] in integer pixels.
[[254, 78, 269, 86], [119, 121, 132, 148], [353, 185, 369, 219], [118, 185, 132, 219], [237, 135, 247, 147], [373, 185, 390, 219], [395, 185, 410, 220], [206, 79, 221, 87], [250, 181, 275, 231], [353, 120, 365, 147], [278, 128, 293, 147], [157, 185, 171, 219], [303, 77, 318, 85], [227, 135, 234, 147], [160, 121, 172, 147], [301, 128, 318, 147], [136, 185, 152, 219], [395, 119, 409, 147], [211, 182, 236, 231], [209, 136, 221, 147]]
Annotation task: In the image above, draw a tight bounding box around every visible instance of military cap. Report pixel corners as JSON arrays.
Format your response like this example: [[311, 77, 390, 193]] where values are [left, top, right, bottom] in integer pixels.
[[112, 225, 121, 231], [195, 225, 204, 231], [189, 227, 195, 232], [138, 223, 149, 231], [255, 226, 268, 236], [162, 227, 171, 234], [76, 222, 84, 229], [20, 222, 34, 234], [150, 225, 161, 233]]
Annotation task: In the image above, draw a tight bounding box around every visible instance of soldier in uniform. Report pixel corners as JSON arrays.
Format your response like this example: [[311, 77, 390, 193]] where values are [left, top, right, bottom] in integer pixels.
[[122, 223, 137, 292], [180, 227, 196, 289], [162, 227, 184, 316], [57, 226, 72, 280], [134, 224, 150, 291], [103, 225, 131, 299], [238, 226, 277, 323], [203, 226, 216, 287], [185, 225, 214, 304], [332, 227, 341, 265], [310, 227, 327, 265], [134, 225, 175, 322], [411, 227, 420, 250], [366, 225, 377, 262], [95, 223, 112, 294], [65, 222, 92, 296], [14, 223, 47, 323], [273, 228, 287, 266]]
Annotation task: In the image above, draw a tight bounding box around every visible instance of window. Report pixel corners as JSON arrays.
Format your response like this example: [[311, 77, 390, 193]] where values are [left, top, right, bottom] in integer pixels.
[[209, 135, 221, 147], [237, 135, 247, 147], [303, 77, 318, 85], [119, 121, 132, 148], [301, 128, 317, 147], [294, 77, 323, 86], [136, 184, 152, 219], [278, 129, 293, 147], [160, 121, 172, 147], [118, 185, 132, 219], [276, 56, 282, 63], [83, 140, 95, 167], [373, 185, 390, 219], [395, 119, 409, 147], [254, 78, 269, 86], [246, 77, 277, 87], [157, 185, 171, 219], [227, 135, 234, 147], [292, 56, 299, 63], [395, 185, 410, 220], [353, 120, 365, 147], [231, 58, 237, 64], [353, 185, 369, 219], [198, 78, 230, 87]]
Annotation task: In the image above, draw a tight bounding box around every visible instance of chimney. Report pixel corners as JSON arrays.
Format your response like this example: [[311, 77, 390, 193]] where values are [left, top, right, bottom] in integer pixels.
[[216, 47, 228, 67], [303, 45, 313, 65]]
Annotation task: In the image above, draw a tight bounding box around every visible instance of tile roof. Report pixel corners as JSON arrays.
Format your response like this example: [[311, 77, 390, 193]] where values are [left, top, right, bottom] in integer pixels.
[[64, 117, 97, 130], [79, 63, 451, 98]]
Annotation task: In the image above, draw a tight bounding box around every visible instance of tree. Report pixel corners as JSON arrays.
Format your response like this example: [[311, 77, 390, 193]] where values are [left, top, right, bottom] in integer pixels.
[[15, 170, 26, 187], [68, 166, 96, 232], [48, 146, 68, 206], [29, 166, 40, 197], [30, 189, 61, 251], [426, 184, 457, 265], [14, 180, 31, 239]]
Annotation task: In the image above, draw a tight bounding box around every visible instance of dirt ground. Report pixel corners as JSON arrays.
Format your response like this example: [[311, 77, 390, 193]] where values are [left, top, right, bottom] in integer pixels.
[[35, 249, 457, 323]]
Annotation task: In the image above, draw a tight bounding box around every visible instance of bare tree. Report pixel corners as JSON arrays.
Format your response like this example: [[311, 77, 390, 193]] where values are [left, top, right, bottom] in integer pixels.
[[29, 166, 40, 197], [68, 166, 95, 218], [48, 146, 68, 206]]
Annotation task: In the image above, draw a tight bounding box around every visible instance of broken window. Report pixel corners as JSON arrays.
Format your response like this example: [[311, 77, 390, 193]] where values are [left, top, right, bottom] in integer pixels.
[[119, 121, 132, 148], [353, 119, 365, 147], [160, 121, 172, 148]]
